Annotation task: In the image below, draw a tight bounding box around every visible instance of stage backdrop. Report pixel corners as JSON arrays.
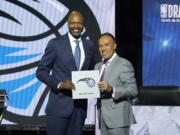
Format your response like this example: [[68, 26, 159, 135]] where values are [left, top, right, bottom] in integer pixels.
[[143, 0, 180, 86], [0, 0, 115, 125]]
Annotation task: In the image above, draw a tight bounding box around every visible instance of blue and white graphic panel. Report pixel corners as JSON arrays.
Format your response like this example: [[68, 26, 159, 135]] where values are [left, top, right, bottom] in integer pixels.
[[0, 0, 115, 125]]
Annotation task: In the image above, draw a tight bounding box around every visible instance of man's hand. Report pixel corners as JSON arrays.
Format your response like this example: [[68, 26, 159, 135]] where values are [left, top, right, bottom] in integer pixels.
[[98, 81, 113, 92], [59, 80, 75, 91]]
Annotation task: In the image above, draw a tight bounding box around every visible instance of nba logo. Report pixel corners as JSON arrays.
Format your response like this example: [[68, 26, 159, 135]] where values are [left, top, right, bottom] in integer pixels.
[[161, 4, 168, 18]]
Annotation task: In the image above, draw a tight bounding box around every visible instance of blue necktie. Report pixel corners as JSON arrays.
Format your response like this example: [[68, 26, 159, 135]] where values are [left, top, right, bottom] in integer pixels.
[[74, 40, 81, 70]]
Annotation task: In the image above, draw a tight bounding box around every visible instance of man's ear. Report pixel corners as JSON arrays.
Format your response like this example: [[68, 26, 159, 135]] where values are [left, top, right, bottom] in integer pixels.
[[114, 43, 117, 50]]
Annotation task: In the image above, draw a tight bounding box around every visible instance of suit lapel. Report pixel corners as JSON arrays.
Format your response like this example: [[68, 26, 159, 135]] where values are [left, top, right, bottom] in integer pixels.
[[97, 62, 103, 73], [81, 38, 88, 70], [64, 34, 77, 70], [103, 55, 119, 81]]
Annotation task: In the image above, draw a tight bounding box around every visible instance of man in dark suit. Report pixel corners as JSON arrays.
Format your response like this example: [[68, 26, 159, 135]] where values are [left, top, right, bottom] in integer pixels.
[[95, 33, 138, 135], [36, 11, 96, 135]]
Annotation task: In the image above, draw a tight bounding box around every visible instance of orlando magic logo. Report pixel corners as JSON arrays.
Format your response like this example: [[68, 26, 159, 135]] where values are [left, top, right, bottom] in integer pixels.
[[77, 78, 96, 88], [0, 0, 100, 124]]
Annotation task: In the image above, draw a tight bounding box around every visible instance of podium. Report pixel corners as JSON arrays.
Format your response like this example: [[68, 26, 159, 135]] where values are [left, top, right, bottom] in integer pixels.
[[0, 89, 8, 123]]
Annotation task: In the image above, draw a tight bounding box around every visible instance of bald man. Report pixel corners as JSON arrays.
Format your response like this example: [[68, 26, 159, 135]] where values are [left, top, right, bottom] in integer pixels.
[[36, 11, 96, 135]]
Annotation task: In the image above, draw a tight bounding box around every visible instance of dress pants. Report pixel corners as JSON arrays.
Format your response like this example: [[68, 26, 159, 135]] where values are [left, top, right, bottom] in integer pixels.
[[47, 107, 86, 135]]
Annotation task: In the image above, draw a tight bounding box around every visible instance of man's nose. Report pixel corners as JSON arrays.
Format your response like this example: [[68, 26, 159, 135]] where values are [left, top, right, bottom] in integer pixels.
[[101, 48, 106, 51], [74, 23, 79, 28]]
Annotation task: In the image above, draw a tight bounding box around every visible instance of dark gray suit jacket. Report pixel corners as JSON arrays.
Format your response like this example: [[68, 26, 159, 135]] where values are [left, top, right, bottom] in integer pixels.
[[95, 54, 138, 128]]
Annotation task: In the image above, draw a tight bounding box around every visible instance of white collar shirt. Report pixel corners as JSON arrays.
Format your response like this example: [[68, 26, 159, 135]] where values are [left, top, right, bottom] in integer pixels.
[[68, 32, 85, 70], [99, 53, 117, 80], [99, 53, 117, 97]]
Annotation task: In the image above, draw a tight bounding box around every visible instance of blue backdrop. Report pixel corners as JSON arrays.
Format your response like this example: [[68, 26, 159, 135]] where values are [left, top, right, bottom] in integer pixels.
[[143, 0, 180, 86]]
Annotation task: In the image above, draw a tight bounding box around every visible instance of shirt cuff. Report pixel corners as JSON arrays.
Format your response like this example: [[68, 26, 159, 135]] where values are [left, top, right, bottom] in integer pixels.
[[112, 87, 115, 98], [57, 82, 62, 90]]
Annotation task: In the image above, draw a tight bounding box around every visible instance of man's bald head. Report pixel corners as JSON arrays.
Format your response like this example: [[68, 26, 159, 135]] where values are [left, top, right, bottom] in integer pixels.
[[68, 11, 84, 39], [68, 11, 84, 23]]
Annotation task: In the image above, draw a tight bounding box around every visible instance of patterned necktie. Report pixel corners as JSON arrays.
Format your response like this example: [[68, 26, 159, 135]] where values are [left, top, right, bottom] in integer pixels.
[[100, 60, 109, 81], [74, 40, 81, 70], [98, 60, 109, 128]]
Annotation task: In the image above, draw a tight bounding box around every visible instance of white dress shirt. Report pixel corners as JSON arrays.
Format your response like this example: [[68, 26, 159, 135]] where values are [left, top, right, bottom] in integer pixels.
[[99, 53, 117, 79], [68, 32, 85, 70], [57, 33, 85, 89]]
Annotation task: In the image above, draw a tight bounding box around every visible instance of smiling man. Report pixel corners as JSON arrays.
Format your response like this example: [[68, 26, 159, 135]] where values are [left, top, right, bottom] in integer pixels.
[[36, 11, 96, 135], [95, 33, 138, 135], [68, 11, 84, 39]]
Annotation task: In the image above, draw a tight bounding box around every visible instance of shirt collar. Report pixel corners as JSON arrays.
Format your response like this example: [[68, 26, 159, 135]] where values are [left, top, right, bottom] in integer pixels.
[[68, 32, 81, 43], [102, 53, 117, 64]]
